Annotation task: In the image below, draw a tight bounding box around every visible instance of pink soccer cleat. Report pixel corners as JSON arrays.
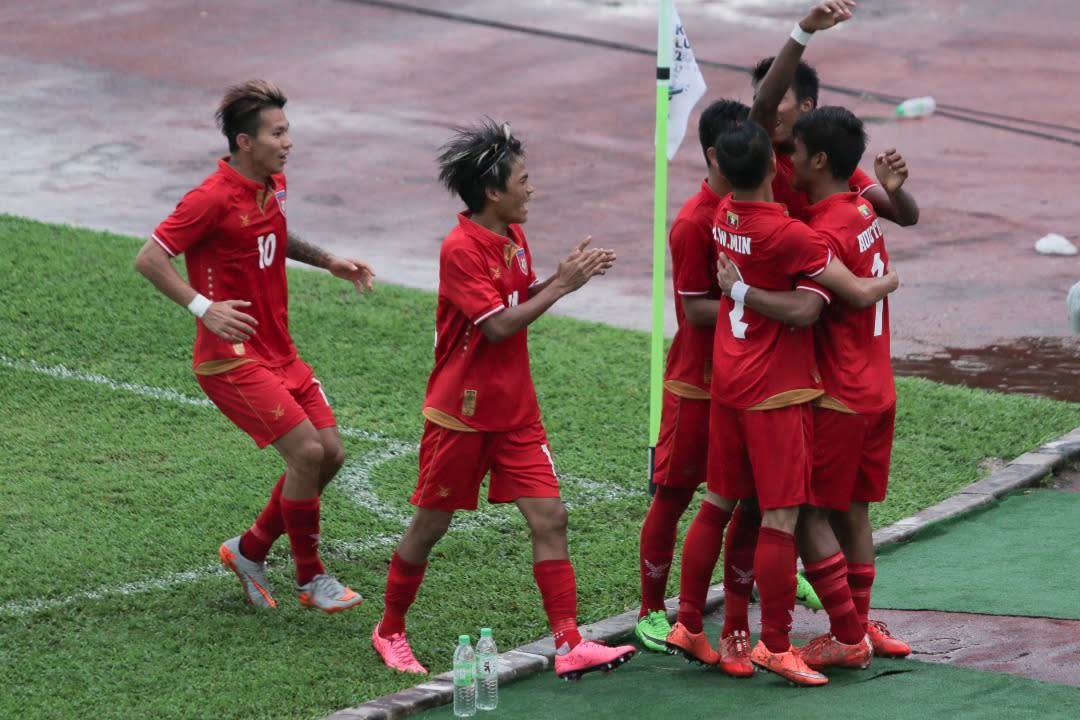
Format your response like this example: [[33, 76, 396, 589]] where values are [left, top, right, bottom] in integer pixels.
[[371, 622, 429, 674], [554, 640, 636, 680]]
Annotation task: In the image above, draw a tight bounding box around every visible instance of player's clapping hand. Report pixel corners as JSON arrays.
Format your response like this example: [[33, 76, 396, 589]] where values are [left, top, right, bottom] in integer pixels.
[[874, 148, 909, 194], [328, 256, 376, 293], [716, 253, 740, 296], [800, 0, 855, 32], [556, 236, 617, 294], [203, 299, 258, 342]]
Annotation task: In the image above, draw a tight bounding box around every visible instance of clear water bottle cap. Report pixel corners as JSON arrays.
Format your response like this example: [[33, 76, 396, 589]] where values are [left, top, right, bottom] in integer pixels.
[[480, 628, 493, 637], [459, 634, 471, 644]]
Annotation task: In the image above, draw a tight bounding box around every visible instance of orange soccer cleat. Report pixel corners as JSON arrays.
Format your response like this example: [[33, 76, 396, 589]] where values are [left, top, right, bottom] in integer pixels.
[[867, 620, 912, 657], [664, 622, 720, 666], [749, 640, 829, 687], [799, 633, 873, 670]]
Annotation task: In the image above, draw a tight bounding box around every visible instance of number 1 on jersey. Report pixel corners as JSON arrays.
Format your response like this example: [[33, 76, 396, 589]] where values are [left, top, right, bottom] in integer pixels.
[[871, 252, 885, 337]]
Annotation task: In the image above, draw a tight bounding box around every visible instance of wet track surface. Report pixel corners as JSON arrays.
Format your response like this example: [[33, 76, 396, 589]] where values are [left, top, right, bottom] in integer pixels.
[[894, 336, 1080, 403]]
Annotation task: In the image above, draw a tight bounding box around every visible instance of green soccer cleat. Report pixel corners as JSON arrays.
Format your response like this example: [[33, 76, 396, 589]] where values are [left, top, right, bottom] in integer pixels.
[[795, 572, 823, 612], [635, 610, 673, 653]]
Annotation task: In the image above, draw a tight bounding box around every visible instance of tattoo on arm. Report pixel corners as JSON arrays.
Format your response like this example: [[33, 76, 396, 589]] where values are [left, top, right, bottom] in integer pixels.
[[286, 232, 331, 269]]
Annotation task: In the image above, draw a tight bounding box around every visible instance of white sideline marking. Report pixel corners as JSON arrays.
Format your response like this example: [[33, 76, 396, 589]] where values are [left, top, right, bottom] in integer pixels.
[[1, 354, 215, 407], [0, 564, 228, 616], [0, 355, 635, 616]]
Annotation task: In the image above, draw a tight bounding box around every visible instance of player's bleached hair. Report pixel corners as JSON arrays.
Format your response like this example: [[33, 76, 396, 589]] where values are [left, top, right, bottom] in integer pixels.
[[216, 80, 288, 153], [751, 57, 820, 109], [793, 106, 868, 180], [437, 118, 524, 213], [714, 121, 774, 190], [698, 99, 750, 165]]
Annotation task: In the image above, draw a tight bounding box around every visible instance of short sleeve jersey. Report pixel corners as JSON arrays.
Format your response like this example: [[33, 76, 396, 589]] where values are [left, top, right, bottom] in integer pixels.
[[152, 158, 295, 371], [423, 213, 541, 431], [802, 193, 896, 413], [665, 179, 724, 396], [710, 197, 832, 410], [772, 150, 878, 222]]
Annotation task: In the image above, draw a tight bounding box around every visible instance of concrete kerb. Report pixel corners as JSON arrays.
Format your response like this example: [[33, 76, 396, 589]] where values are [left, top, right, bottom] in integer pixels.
[[322, 427, 1080, 720]]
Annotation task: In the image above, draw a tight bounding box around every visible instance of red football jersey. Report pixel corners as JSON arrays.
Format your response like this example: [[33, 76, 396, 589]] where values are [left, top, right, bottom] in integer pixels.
[[803, 192, 895, 413], [665, 179, 724, 395], [710, 197, 832, 409], [423, 213, 541, 431], [152, 158, 295, 371], [772, 150, 878, 222]]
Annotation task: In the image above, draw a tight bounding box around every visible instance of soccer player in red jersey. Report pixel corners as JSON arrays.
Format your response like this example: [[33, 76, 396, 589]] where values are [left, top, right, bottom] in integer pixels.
[[718, 106, 913, 661], [634, 99, 762, 676], [750, 1, 920, 228], [370, 119, 636, 679], [134, 80, 374, 613], [671, 119, 897, 687]]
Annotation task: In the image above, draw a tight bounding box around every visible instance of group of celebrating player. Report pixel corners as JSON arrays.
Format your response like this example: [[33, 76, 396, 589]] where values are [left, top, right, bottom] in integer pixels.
[[634, 0, 919, 686], [135, 0, 918, 687]]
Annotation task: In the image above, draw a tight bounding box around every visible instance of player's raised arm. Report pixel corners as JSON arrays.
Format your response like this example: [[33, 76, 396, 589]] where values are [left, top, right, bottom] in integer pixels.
[[749, 1, 855, 131], [863, 147, 920, 226]]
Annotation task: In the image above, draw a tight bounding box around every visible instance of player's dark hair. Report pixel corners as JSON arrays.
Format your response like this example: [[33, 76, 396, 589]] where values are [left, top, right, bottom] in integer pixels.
[[698, 99, 750, 164], [713, 121, 773, 190], [437, 118, 524, 214], [751, 57, 820, 108], [216, 80, 288, 154], [792, 106, 868, 180]]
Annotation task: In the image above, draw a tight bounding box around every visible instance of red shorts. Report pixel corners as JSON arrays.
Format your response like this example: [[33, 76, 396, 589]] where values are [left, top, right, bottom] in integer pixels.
[[652, 390, 710, 489], [411, 420, 559, 512], [196, 357, 336, 449], [810, 405, 896, 511], [707, 402, 812, 511]]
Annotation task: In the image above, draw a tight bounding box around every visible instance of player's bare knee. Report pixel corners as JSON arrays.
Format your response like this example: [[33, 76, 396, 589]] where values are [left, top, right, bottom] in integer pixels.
[[290, 438, 324, 474], [526, 502, 568, 540], [321, 438, 345, 475]]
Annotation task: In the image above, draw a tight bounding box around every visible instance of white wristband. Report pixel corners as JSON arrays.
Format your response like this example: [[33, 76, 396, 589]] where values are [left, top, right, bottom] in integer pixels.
[[790, 22, 813, 46], [186, 293, 212, 318], [730, 281, 751, 304]]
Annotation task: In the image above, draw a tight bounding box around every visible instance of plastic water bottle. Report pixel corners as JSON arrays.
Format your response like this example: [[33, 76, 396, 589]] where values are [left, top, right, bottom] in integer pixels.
[[453, 635, 477, 717], [475, 628, 498, 711], [895, 96, 936, 119]]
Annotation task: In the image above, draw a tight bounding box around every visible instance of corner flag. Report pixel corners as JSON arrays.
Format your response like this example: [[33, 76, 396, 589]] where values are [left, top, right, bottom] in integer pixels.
[[667, 6, 707, 160], [648, 1, 706, 493]]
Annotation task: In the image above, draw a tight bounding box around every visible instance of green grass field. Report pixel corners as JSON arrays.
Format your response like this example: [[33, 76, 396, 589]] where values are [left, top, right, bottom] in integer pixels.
[[2, 213, 1079, 719]]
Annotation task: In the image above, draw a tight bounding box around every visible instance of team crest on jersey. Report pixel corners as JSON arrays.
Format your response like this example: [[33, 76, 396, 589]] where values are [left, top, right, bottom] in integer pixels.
[[726, 210, 739, 228], [504, 242, 527, 273], [275, 188, 287, 217], [857, 203, 872, 219], [462, 389, 477, 416]]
